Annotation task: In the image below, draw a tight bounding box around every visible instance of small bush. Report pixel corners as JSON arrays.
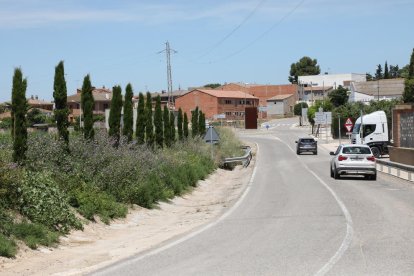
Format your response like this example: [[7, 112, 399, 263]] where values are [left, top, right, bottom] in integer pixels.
[[0, 233, 17, 258], [19, 171, 82, 233], [69, 186, 127, 224], [11, 222, 59, 249]]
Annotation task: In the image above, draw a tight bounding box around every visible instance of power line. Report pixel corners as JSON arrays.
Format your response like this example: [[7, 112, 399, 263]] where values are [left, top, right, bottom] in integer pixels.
[[197, 0, 267, 59], [198, 0, 306, 64]]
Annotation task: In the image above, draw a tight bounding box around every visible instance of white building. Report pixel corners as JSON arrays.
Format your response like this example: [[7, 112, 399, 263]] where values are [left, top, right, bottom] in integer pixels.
[[298, 73, 366, 89]]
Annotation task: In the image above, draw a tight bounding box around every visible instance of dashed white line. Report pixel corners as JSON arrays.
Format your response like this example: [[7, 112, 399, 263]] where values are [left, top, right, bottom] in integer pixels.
[[272, 136, 354, 276]]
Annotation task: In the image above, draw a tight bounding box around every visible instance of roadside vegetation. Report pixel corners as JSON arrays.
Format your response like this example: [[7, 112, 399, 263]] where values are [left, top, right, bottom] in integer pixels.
[[0, 61, 244, 258]]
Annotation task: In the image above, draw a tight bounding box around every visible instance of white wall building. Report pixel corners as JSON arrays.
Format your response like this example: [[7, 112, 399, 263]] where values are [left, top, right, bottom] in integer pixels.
[[298, 73, 366, 89]]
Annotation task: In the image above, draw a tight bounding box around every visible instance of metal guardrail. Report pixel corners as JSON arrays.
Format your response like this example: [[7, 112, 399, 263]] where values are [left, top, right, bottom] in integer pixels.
[[376, 159, 414, 172], [223, 146, 252, 167]]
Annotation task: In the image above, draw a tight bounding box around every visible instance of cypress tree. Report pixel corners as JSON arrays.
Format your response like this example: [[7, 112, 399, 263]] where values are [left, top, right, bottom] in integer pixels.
[[170, 111, 175, 144], [109, 85, 123, 142], [81, 74, 95, 140], [123, 83, 134, 141], [384, 61, 389, 79], [183, 112, 189, 139], [145, 92, 154, 147], [177, 108, 183, 141], [11, 68, 28, 164], [403, 48, 414, 103], [154, 95, 163, 148], [53, 61, 69, 146], [136, 92, 145, 144], [163, 105, 171, 147], [198, 111, 206, 136], [191, 106, 199, 137]]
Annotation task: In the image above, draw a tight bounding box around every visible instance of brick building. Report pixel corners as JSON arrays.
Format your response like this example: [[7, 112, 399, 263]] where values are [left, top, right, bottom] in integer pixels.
[[215, 83, 298, 117], [175, 89, 259, 121]]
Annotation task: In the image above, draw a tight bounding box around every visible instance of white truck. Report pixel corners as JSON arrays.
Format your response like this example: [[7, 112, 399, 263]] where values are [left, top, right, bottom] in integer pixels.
[[351, 111, 389, 157]]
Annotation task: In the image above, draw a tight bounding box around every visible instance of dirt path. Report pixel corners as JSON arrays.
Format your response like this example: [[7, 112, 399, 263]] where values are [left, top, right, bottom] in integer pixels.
[[0, 145, 256, 276]]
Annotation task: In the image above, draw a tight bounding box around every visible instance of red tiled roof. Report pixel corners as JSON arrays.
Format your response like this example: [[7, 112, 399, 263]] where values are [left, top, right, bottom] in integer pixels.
[[193, 89, 258, 99]]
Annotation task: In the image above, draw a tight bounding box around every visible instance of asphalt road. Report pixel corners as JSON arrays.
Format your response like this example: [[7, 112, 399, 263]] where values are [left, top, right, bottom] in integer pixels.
[[93, 118, 414, 276]]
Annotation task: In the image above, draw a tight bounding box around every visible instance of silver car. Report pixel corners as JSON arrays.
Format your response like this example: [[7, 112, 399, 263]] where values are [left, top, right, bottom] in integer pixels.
[[330, 144, 377, 180]]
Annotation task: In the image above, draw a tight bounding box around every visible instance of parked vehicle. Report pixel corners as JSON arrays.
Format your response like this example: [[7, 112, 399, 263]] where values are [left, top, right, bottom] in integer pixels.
[[351, 111, 389, 157], [296, 137, 317, 155], [330, 144, 377, 180]]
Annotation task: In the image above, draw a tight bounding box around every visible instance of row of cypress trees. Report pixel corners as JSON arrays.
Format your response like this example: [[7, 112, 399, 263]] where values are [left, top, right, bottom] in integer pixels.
[[108, 86, 207, 148], [10, 61, 208, 163]]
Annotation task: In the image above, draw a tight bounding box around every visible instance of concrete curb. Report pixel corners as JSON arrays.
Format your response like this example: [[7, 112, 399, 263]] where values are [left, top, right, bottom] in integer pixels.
[[376, 159, 414, 182]]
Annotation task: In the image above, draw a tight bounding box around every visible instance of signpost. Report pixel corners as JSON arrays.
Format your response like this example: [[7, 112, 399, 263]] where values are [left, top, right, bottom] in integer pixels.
[[344, 117, 353, 142]]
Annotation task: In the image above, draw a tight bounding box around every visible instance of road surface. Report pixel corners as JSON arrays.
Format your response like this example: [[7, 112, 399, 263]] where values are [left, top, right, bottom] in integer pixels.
[[93, 118, 414, 276]]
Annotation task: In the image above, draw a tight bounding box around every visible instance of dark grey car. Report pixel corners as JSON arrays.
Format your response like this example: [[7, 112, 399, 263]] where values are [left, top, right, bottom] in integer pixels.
[[295, 138, 317, 155]]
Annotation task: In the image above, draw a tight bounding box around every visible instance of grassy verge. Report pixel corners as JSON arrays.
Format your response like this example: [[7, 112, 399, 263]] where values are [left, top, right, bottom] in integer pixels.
[[0, 127, 242, 258]]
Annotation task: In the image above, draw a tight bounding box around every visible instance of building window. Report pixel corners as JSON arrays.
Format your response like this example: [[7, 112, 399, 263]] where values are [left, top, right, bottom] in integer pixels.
[[225, 112, 232, 116], [225, 100, 232, 104], [103, 104, 109, 110]]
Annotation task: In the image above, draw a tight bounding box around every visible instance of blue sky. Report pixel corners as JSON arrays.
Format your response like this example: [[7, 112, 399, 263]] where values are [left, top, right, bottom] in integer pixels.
[[0, 0, 413, 102]]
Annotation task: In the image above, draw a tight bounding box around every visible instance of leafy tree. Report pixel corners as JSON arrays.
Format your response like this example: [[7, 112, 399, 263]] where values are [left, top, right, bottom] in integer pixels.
[[170, 111, 175, 143], [154, 95, 163, 148], [328, 85, 349, 107], [122, 83, 134, 141], [145, 92, 154, 147], [183, 112, 189, 139], [366, 73, 373, 81], [389, 65, 400, 78], [27, 108, 47, 126], [384, 61, 389, 79], [375, 64, 383, 80], [163, 106, 171, 147], [53, 61, 69, 146], [108, 85, 123, 142], [403, 48, 414, 103], [288, 56, 321, 84], [11, 68, 28, 164], [191, 106, 199, 137], [399, 64, 409, 79], [135, 93, 145, 144], [293, 102, 308, 116], [203, 83, 221, 89], [81, 75, 95, 140], [177, 108, 183, 141]]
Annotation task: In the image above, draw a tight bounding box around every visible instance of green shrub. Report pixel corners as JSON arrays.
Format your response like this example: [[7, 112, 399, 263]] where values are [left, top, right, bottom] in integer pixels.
[[69, 186, 127, 224], [19, 171, 82, 233], [0, 233, 17, 258], [214, 127, 244, 169], [11, 222, 59, 249]]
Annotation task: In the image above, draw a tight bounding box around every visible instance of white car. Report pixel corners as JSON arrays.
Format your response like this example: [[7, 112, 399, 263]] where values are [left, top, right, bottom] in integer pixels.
[[330, 144, 377, 180]]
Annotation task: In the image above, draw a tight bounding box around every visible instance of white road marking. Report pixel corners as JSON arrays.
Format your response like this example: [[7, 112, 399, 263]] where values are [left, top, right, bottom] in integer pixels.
[[272, 136, 354, 276], [94, 143, 260, 274]]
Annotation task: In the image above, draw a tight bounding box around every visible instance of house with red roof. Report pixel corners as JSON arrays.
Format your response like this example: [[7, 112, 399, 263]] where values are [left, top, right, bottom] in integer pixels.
[[175, 89, 259, 121]]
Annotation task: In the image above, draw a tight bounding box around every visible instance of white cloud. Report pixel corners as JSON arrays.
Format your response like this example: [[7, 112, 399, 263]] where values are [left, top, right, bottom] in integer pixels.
[[0, 0, 411, 29]]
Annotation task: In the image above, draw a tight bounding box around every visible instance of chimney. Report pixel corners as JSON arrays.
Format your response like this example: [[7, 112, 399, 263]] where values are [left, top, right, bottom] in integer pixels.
[[31, 95, 34, 99], [35, 95, 38, 100]]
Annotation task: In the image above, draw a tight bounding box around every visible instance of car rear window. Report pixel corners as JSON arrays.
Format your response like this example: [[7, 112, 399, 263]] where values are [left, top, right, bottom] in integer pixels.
[[342, 147, 371, 154], [300, 139, 315, 143]]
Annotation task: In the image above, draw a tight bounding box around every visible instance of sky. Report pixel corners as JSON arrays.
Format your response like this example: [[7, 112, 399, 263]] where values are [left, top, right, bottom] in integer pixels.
[[0, 0, 413, 102]]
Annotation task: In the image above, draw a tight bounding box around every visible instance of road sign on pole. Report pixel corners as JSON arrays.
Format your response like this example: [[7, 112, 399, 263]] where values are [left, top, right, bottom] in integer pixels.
[[344, 117, 353, 132]]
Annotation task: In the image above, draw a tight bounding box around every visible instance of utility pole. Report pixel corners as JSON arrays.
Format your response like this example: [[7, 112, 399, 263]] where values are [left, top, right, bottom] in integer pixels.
[[158, 41, 177, 110]]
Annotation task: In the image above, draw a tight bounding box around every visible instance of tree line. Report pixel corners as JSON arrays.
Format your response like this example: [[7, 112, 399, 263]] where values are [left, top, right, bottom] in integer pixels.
[[10, 61, 207, 164]]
